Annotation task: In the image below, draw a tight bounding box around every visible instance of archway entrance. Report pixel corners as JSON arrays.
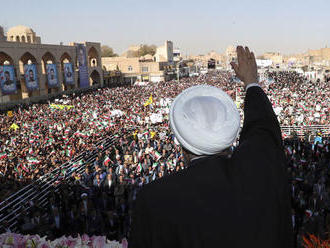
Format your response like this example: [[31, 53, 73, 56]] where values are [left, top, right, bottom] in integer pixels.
[[90, 70, 100, 85], [42, 52, 59, 94], [19, 52, 38, 98], [60, 52, 74, 91], [88, 47, 99, 67]]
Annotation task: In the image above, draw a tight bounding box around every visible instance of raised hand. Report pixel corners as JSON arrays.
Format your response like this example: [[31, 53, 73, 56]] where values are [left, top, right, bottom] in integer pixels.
[[230, 46, 258, 87]]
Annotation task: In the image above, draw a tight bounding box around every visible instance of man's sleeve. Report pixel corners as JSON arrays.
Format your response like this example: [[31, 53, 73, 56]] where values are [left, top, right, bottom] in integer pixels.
[[128, 191, 151, 248], [239, 86, 282, 148]]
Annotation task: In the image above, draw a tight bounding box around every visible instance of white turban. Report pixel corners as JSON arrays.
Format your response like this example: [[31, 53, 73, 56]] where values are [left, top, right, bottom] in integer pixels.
[[170, 85, 240, 155]]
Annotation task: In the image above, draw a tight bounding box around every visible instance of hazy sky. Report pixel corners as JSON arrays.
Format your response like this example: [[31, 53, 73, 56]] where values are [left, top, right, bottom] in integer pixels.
[[1, 0, 329, 56]]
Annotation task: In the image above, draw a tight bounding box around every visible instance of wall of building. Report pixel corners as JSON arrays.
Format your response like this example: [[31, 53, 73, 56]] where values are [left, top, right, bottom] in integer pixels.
[[0, 40, 103, 104], [102, 56, 166, 82]]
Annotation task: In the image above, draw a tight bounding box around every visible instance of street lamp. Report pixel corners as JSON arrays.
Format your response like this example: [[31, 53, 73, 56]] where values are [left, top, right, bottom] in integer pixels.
[[177, 60, 182, 82]]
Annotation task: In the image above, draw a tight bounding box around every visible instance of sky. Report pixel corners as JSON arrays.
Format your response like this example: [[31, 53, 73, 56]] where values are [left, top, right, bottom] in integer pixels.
[[1, 0, 329, 56]]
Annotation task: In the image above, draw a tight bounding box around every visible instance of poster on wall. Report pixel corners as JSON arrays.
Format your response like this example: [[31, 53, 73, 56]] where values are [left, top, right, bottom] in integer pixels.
[[63, 63, 74, 85], [24, 64, 39, 91], [76, 44, 89, 88], [46, 64, 59, 88], [0, 65, 17, 95]]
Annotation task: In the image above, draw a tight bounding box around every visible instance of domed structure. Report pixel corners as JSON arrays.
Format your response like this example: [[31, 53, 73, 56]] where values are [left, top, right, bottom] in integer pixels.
[[7, 25, 41, 44]]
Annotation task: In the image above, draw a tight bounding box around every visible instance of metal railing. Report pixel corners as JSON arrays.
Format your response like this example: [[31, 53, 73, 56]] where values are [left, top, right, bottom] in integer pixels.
[[281, 125, 330, 137]]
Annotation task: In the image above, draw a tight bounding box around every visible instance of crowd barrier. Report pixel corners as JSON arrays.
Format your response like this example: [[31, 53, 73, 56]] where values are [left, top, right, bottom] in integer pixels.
[[281, 125, 330, 138]]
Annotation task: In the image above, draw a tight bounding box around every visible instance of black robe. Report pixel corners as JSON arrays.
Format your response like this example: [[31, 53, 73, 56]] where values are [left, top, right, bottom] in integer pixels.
[[129, 86, 293, 247]]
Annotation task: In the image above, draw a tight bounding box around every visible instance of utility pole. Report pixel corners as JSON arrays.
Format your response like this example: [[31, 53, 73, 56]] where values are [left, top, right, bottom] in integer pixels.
[[177, 61, 180, 82]]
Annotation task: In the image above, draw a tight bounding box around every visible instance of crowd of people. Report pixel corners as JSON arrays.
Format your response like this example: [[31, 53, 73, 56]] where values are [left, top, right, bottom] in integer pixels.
[[265, 71, 329, 126], [285, 135, 329, 246], [0, 70, 329, 246]]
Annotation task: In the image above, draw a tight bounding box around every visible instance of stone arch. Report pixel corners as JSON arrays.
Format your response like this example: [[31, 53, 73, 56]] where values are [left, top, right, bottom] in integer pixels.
[[21, 36, 26, 43], [60, 52, 72, 70], [27, 36, 31, 43], [16, 36, 20, 42], [60, 52, 74, 90], [88, 47, 99, 67], [41, 51, 56, 73], [19, 52, 37, 65], [19, 52, 39, 96], [0, 52, 14, 65], [90, 70, 100, 85], [41, 52, 58, 93]]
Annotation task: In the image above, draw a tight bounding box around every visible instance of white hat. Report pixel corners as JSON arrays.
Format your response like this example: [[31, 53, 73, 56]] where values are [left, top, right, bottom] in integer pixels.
[[170, 85, 240, 155]]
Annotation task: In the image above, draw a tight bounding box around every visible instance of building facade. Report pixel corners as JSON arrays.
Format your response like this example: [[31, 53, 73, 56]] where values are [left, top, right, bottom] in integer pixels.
[[0, 25, 103, 104], [102, 41, 174, 83]]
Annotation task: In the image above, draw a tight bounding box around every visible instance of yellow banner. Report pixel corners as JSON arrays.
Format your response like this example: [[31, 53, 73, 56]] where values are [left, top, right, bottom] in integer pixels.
[[50, 104, 74, 110]]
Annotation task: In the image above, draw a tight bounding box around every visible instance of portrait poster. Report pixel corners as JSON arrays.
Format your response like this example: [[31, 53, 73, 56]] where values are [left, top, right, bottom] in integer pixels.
[[76, 44, 89, 88], [46, 63, 59, 88], [64, 63, 74, 85], [24, 64, 39, 91], [0, 65, 17, 94]]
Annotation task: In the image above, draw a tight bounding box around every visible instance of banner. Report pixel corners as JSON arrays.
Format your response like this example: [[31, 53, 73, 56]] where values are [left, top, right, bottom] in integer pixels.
[[144, 94, 153, 106], [0, 65, 17, 95], [49, 104, 74, 110], [24, 64, 39, 91], [63, 63, 74, 85], [76, 44, 89, 88], [46, 64, 59, 88]]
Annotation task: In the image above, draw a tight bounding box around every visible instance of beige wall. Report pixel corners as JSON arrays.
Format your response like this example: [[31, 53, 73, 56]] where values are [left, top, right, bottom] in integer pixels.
[[154, 41, 173, 62], [0, 40, 103, 104], [102, 56, 165, 81]]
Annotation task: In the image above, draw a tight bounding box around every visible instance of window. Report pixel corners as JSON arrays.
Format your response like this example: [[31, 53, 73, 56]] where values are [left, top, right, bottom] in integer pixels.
[[142, 66, 148, 72], [128, 65, 132, 71]]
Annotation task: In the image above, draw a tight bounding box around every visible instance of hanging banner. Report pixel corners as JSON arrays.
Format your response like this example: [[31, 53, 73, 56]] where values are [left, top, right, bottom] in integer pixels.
[[0, 65, 17, 95], [24, 64, 39, 91], [64, 63, 74, 85], [46, 64, 59, 88], [76, 44, 89, 88]]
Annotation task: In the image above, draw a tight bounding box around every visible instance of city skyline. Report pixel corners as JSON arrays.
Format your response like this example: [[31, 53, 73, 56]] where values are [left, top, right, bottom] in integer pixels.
[[1, 0, 329, 56]]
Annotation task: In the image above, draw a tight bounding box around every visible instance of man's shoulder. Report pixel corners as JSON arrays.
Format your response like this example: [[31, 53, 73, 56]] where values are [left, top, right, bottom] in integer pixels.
[[138, 157, 227, 203]]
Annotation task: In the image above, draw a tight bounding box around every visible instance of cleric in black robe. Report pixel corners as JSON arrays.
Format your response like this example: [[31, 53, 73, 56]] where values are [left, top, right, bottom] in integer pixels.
[[129, 46, 293, 247]]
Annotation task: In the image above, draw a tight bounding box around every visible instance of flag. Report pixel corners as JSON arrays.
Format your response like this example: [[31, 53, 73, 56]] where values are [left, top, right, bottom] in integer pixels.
[[27, 157, 40, 164], [137, 163, 143, 173], [9, 123, 19, 131], [7, 111, 13, 117], [150, 131, 156, 138], [73, 160, 83, 167], [0, 152, 7, 160], [144, 94, 153, 106], [66, 147, 73, 157], [153, 151, 162, 161], [103, 156, 111, 166], [152, 162, 159, 168]]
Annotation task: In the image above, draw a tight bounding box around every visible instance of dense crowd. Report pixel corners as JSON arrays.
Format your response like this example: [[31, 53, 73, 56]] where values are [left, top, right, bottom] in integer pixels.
[[0, 70, 329, 245], [265, 71, 329, 126], [285, 136, 329, 246]]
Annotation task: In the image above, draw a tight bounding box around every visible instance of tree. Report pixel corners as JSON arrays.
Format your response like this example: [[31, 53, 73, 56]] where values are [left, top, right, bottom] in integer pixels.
[[101, 45, 118, 57], [132, 44, 157, 57]]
